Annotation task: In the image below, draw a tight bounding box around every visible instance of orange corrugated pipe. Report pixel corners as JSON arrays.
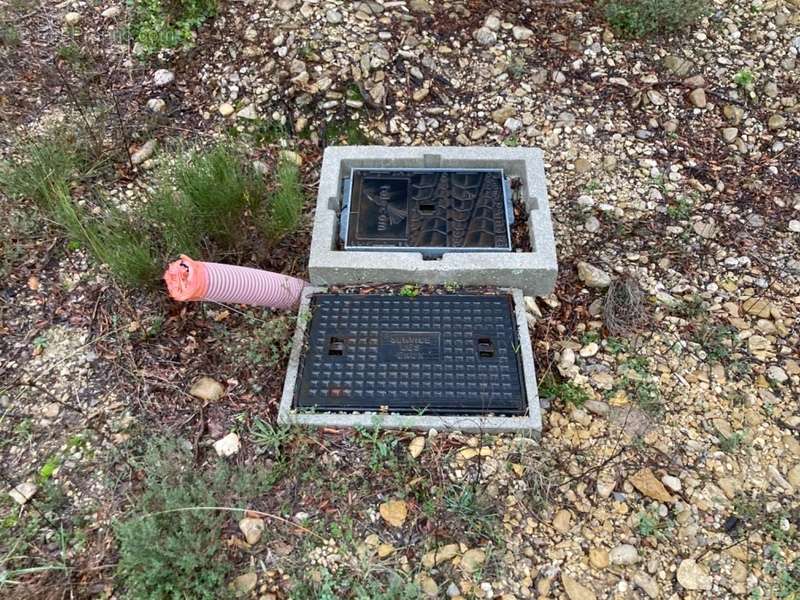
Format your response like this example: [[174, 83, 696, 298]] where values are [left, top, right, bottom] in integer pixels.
[[164, 255, 307, 310]]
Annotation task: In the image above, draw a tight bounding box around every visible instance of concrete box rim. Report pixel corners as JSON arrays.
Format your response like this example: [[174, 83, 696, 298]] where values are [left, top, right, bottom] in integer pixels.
[[307, 145, 558, 297]]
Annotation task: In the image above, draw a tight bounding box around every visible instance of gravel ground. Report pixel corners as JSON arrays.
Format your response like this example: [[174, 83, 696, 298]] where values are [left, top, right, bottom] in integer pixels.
[[1, 0, 798, 598]]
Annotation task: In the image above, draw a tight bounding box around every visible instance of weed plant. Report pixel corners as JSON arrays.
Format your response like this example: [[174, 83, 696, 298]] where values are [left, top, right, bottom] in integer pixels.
[[130, 0, 217, 54], [603, 0, 709, 37]]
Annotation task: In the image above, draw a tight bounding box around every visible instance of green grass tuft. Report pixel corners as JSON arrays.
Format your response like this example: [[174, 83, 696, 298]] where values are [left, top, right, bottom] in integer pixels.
[[259, 159, 305, 244]]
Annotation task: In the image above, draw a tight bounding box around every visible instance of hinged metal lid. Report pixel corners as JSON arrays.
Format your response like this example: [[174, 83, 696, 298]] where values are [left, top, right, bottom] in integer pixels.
[[340, 169, 514, 256], [295, 293, 526, 415]]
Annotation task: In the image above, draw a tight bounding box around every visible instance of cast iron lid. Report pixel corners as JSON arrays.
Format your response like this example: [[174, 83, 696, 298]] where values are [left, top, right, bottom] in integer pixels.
[[295, 293, 526, 415], [340, 168, 513, 255]]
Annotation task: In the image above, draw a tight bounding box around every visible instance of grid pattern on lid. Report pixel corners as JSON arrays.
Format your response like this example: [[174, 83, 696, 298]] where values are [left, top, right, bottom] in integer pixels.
[[294, 294, 526, 415]]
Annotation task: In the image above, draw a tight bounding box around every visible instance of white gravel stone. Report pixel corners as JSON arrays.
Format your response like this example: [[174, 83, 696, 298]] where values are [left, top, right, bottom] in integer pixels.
[[152, 69, 175, 86]]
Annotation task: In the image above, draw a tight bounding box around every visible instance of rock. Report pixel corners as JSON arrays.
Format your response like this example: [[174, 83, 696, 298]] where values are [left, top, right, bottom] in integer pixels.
[[597, 478, 615, 498], [504, 117, 523, 132], [629, 468, 673, 502], [589, 547, 609, 569], [789, 220, 800, 233], [325, 9, 343, 23], [766, 366, 787, 383], [412, 87, 429, 102], [723, 104, 744, 125], [492, 105, 515, 125], [609, 544, 639, 565], [768, 114, 787, 130], [633, 571, 659, 598], [693, 220, 717, 239], [446, 582, 460, 597], [683, 75, 705, 88], [577, 262, 611, 288], [152, 69, 174, 86], [663, 55, 694, 77], [214, 432, 241, 457], [787, 464, 800, 488], [9, 482, 37, 505], [473, 27, 497, 46], [279, 150, 302, 166], [379, 500, 407, 527], [42, 402, 60, 418], [230, 572, 257, 596], [579, 342, 599, 358], [277, 0, 297, 9], [236, 104, 258, 120], [584, 400, 609, 417], [130, 140, 157, 165], [512, 25, 533, 41], [377, 543, 394, 558], [561, 573, 596, 600], [370, 83, 386, 105], [460, 548, 486, 573], [688, 88, 707, 108], [552, 509, 572, 533], [409, 0, 433, 11], [585, 216, 600, 233], [101, 6, 121, 18], [574, 157, 591, 173], [721, 127, 738, 143], [742, 297, 773, 318], [239, 517, 264, 545], [146, 98, 166, 113], [64, 12, 81, 25], [646, 90, 666, 106], [661, 475, 682, 492], [190, 376, 224, 402], [408, 436, 425, 458], [484, 14, 501, 30], [422, 543, 459, 568], [218, 103, 235, 117], [677, 558, 712, 591]]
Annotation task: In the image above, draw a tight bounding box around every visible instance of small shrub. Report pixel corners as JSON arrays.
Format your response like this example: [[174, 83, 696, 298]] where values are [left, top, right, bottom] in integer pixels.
[[115, 437, 275, 599], [604, 0, 709, 37], [260, 159, 305, 244], [130, 0, 217, 55]]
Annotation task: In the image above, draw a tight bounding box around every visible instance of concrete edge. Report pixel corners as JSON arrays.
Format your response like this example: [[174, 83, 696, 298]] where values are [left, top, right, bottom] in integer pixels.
[[277, 286, 542, 436], [308, 145, 557, 296]]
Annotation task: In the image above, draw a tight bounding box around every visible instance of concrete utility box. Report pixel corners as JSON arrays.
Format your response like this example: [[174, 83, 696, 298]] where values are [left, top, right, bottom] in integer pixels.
[[309, 146, 558, 297], [278, 286, 542, 434]]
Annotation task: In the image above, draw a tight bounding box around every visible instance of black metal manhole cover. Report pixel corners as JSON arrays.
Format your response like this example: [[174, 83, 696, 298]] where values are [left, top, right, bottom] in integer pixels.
[[295, 294, 526, 415], [340, 169, 513, 255]]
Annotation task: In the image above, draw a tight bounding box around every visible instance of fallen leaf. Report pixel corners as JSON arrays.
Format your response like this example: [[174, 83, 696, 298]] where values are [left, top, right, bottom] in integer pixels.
[[379, 500, 407, 527], [408, 436, 425, 458], [629, 468, 673, 502]]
